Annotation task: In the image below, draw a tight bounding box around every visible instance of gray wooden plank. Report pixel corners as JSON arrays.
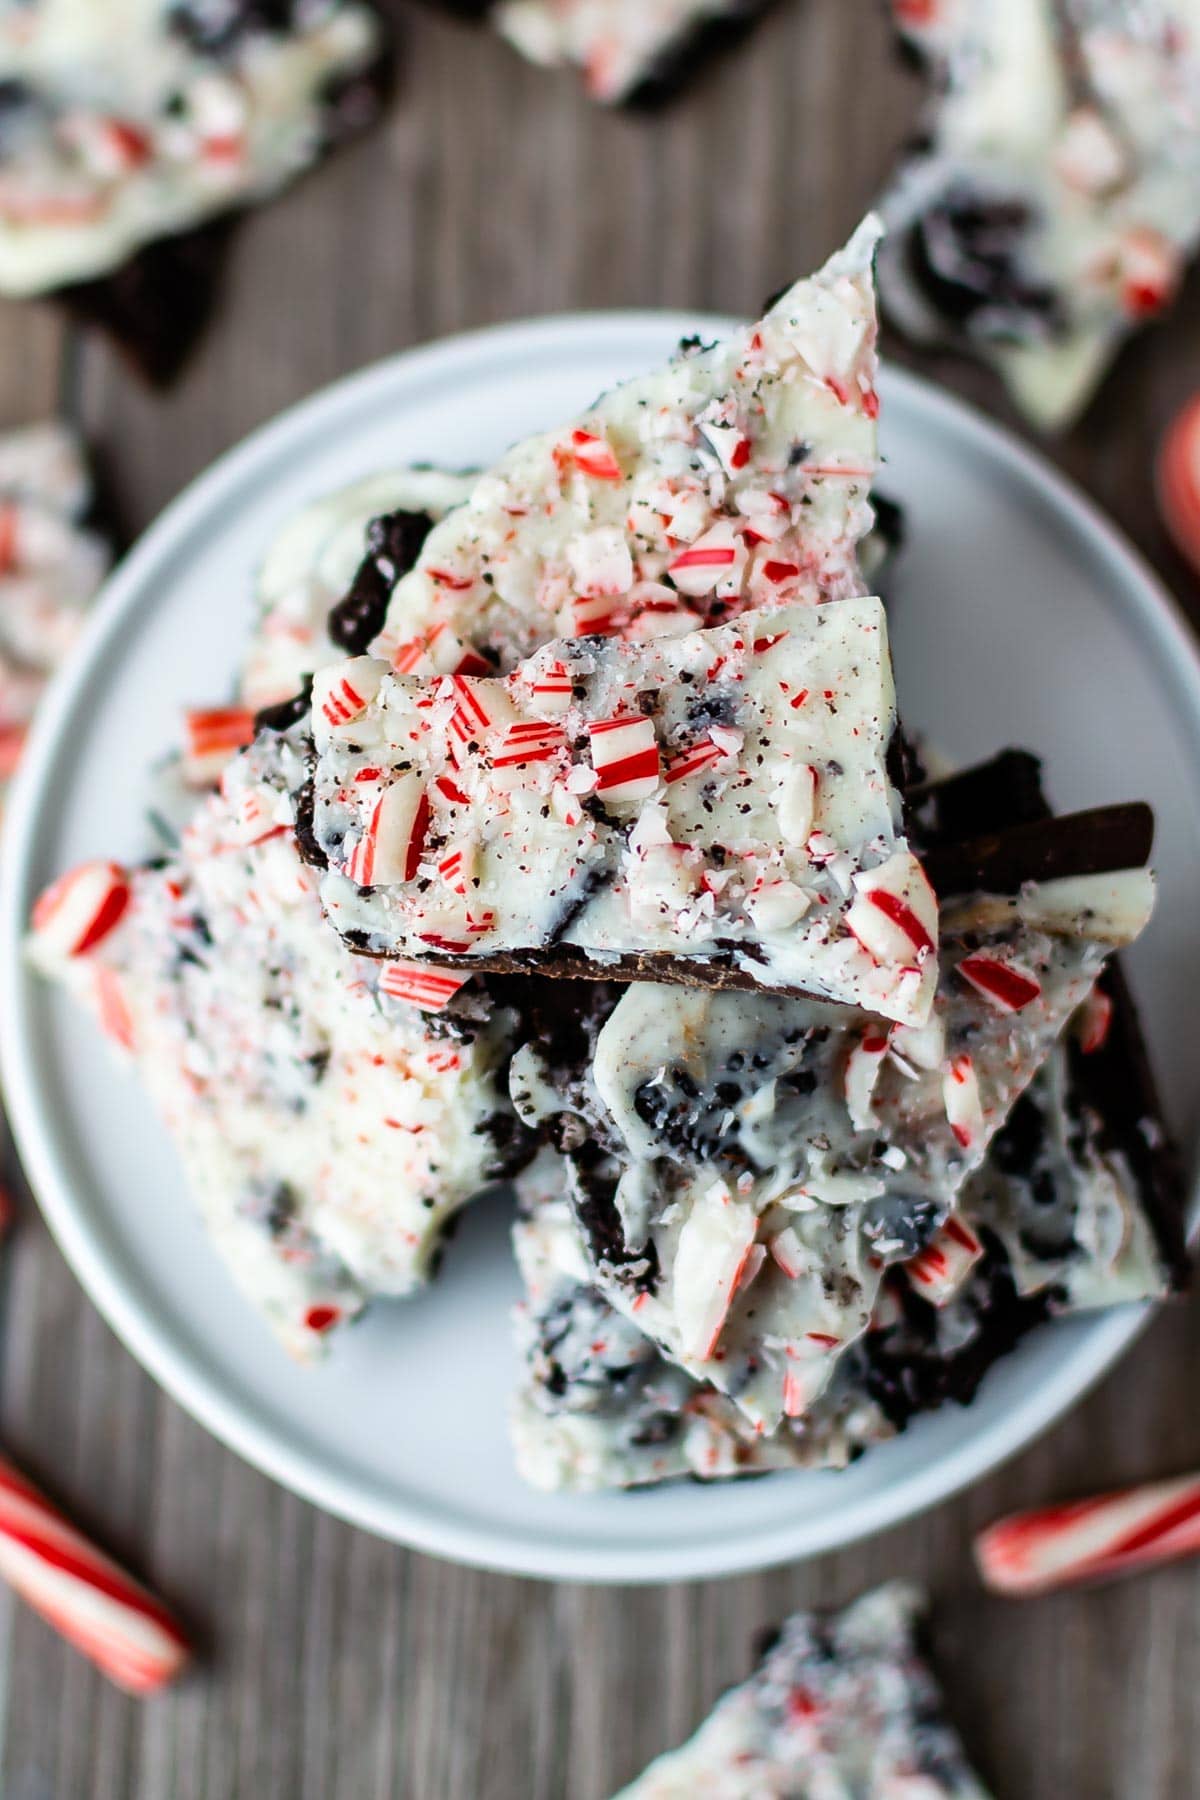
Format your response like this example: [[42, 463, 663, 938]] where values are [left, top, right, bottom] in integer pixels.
[[0, 2, 1197, 1796]]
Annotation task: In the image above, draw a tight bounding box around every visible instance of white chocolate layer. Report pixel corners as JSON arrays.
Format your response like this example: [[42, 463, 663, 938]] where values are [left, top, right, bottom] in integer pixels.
[[241, 466, 474, 711], [355, 221, 881, 671], [511, 871, 1154, 1429], [880, 0, 1200, 428], [29, 726, 522, 1358], [312, 598, 937, 1023]]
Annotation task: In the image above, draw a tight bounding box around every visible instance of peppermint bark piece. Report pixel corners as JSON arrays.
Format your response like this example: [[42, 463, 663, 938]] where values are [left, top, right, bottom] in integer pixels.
[[510, 987, 1182, 1492], [614, 1584, 990, 1799], [485, 0, 779, 107], [240, 467, 474, 711], [0, 421, 110, 811], [28, 723, 530, 1359], [510, 1166, 892, 1492], [879, 0, 1200, 429], [0, 2, 390, 379], [510, 853, 1155, 1430], [511, 996, 1182, 1493], [346, 219, 881, 670], [311, 597, 939, 1023], [509, 759, 1179, 1489], [963, 964, 1187, 1313]]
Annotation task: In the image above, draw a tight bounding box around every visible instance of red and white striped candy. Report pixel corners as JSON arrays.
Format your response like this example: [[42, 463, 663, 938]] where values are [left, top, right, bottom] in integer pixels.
[[957, 952, 1042, 1014], [1118, 226, 1181, 320], [93, 965, 135, 1052], [568, 428, 622, 482], [377, 961, 470, 1012], [845, 855, 937, 965], [0, 1455, 188, 1693], [976, 1471, 1200, 1597], [768, 1226, 808, 1281], [446, 675, 513, 755], [698, 420, 752, 476], [667, 522, 742, 598], [568, 526, 634, 599], [942, 1055, 984, 1151], [226, 783, 283, 848], [181, 707, 256, 788], [904, 1214, 983, 1305], [674, 1193, 758, 1363], [423, 622, 491, 678], [391, 636, 432, 675], [844, 1029, 889, 1130], [587, 714, 660, 802], [571, 592, 621, 636], [346, 775, 429, 888], [746, 879, 811, 932], [663, 734, 728, 786], [313, 658, 383, 732], [437, 841, 475, 897], [491, 718, 567, 771], [527, 659, 574, 714], [434, 772, 470, 807], [778, 764, 817, 845], [782, 1340, 840, 1419], [415, 908, 494, 954], [31, 862, 130, 959], [1157, 392, 1200, 577]]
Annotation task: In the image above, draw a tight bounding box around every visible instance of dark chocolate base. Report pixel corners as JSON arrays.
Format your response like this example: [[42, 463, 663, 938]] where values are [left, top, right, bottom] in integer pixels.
[[60, 215, 238, 385], [334, 797, 1155, 987]]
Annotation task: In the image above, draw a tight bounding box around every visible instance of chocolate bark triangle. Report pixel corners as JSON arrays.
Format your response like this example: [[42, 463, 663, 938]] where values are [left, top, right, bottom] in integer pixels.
[[507, 751, 1182, 1487], [614, 1585, 989, 1797], [310, 596, 942, 1025], [507, 769, 1156, 1430]]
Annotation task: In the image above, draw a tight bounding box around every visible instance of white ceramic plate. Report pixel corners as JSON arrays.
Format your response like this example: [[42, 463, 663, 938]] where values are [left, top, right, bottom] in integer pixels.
[[3, 317, 1199, 1584]]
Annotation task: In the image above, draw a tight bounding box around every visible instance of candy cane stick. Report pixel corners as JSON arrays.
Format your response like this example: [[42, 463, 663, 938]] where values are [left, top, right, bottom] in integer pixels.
[[976, 1472, 1200, 1597], [0, 1457, 189, 1691]]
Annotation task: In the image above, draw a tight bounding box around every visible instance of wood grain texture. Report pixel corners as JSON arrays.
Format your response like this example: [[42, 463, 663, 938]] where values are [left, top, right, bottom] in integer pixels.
[[2, 2, 1199, 1795]]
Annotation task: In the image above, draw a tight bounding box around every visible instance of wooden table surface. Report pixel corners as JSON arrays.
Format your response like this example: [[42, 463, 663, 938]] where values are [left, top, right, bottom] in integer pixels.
[[1, 4, 1198, 1796]]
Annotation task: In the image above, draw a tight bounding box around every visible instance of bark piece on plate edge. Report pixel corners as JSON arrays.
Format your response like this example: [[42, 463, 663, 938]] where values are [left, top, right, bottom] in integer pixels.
[[28, 720, 534, 1360]]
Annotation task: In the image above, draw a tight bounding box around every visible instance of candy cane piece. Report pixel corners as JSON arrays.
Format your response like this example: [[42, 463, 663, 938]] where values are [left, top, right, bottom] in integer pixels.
[[976, 1473, 1200, 1597], [942, 1055, 984, 1151], [957, 953, 1042, 1014], [313, 658, 384, 733], [180, 707, 256, 788], [0, 1456, 189, 1692], [904, 1214, 983, 1305], [377, 962, 470, 1011], [31, 862, 130, 959], [587, 714, 660, 803], [569, 429, 622, 481], [845, 855, 937, 964]]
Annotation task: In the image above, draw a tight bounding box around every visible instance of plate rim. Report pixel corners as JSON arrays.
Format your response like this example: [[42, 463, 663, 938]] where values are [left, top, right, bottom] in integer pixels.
[[2, 311, 1197, 1584]]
